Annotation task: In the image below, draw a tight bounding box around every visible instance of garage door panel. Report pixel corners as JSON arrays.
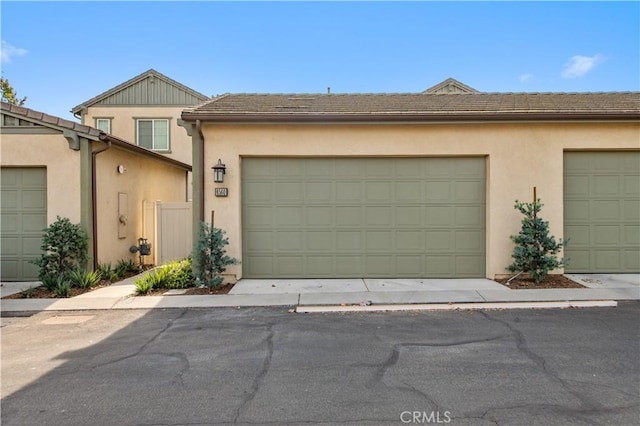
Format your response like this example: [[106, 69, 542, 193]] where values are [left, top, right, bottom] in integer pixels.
[[456, 231, 483, 251], [565, 225, 590, 245], [564, 176, 589, 197], [624, 251, 640, 270], [246, 231, 273, 250], [22, 236, 42, 256], [425, 256, 453, 275], [397, 231, 424, 251], [365, 255, 393, 275], [455, 256, 484, 275], [565, 200, 590, 221], [623, 201, 639, 221], [624, 225, 640, 245], [245, 207, 273, 227], [594, 250, 621, 270], [364, 206, 392, 226], [307, 231, 332, 251], [308, 256, 333, 275], [564, 152, 639, 273], [22, 213, 46, 232], [307, 206, 332, 226], [365, 181, 391, 201], [455, 181, 484, 202], [396, 207, 422, 226], [424, 181, 451, 201], [276, 182, 302, 201], [593, 176, 620, 196], [243, 158, 485, 278], [593, 226, 620, 245], [306, 182, 332, 201], [592, 200, 620, 220], [336, 207, 361, 226], [395, 181, 422, 201], [276, 207, 302, 226], [336, 182, 361, 201], [365, 231, 393, 251], [624, 175, 639, 195], [396, 256, 423, 276], [455, 206, 484, 226], [425, 231, 452, 251], [1, 236, 19, 255], [276, 232, 303, 251], [425, 206, 453, 226], [336, 231, 362, 250]]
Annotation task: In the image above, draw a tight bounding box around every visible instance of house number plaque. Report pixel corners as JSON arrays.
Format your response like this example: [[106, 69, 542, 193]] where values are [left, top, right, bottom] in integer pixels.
[[215, 188, 229, 197]]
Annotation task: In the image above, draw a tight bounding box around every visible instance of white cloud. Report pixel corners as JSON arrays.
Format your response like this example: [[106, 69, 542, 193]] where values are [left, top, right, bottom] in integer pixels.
[[561, 54, 604, 79], [518, 73, 533, 82], [1, 40, 28, 63]]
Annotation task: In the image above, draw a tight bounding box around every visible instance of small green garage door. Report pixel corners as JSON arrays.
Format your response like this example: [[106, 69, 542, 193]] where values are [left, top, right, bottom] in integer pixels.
[[1, 168, 47, 281], [564, 152, 640, 273], [242, 158, 486, 278]]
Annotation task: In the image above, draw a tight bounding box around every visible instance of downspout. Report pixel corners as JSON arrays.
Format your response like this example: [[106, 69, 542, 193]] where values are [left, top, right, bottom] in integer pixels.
[[91, 139, 112, 270], [196, 119, 205, 222]]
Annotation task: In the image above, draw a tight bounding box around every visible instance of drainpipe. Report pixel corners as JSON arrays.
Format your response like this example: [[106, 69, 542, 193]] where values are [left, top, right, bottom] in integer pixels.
[[196, 119, 205, 222], [91, 139, 112, 270]]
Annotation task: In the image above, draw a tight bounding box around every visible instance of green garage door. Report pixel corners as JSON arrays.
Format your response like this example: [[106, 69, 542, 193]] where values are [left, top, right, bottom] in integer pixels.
[[1, 168, 47, 281], [242, 158, 485, 278], [564, 152, 640, 273]]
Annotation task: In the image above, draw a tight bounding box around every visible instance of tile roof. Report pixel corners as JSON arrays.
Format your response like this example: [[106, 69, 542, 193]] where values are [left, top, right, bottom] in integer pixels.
[[71, 69, 210, 114], [182, 91, 640, 122], [1, 101, 191, 171], [1, 101, 101, 138]]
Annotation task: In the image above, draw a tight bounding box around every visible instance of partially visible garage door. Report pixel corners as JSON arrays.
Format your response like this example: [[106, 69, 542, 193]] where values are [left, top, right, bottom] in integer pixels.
[[564, 152, 640, 273], [242, 158, 486, 278], [1, 168, 47, 281]]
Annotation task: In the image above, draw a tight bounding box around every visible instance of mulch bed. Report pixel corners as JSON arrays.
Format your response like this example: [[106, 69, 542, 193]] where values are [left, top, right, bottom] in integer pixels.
[[495, 275, 586, 289], [2, 279, 114, 299], [147, 283, 235, 296]]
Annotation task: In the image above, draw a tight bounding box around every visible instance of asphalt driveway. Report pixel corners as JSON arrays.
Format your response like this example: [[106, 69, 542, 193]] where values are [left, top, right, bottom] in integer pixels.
[[2, 303, 639, 425]]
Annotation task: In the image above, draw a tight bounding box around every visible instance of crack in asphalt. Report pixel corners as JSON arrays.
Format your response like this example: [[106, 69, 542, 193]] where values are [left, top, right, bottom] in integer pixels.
[[478, 311, 607, 413], [232, 322, 276, 423], [368, 335, 507, 387], [86, 308, 189, 370]]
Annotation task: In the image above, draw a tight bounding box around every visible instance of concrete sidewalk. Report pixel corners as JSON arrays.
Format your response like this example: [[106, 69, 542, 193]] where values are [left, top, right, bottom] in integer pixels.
[[1, 274, 638, 314]]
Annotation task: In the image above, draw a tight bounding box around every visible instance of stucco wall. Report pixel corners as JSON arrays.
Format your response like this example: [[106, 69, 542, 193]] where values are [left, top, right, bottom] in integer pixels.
[[201, 121, 640, 279], [85, 106, 192, 165], [1, 133, 81, 224], [95, 145, 188, 266]]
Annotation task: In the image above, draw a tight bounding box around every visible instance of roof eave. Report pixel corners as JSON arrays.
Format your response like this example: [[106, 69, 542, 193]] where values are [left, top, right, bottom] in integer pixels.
[[180, 111, 640, 123], [99, 133, 192, 171]]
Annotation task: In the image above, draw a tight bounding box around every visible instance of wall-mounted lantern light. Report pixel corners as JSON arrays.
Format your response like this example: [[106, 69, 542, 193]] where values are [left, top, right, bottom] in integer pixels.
[[212, 159, 226, 183]]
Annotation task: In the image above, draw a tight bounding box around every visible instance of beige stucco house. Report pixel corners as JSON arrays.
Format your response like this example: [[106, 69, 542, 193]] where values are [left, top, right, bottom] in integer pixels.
[[1, 102, 191, 281], [71, 69, 210, 200], [180, 78, 640, 281]]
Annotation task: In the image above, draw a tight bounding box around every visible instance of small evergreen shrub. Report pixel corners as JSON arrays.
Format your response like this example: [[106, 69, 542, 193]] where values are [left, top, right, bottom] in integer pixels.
[[194, 223, 238, 288], [163, 258, 194, 289], [507, 199, 568, 283], [32, 216, 89, 281]]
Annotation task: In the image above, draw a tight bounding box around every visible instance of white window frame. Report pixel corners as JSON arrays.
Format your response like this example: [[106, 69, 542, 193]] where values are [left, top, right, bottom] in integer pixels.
[[95, 118, 111, 134], [135, 118, 170, 152]]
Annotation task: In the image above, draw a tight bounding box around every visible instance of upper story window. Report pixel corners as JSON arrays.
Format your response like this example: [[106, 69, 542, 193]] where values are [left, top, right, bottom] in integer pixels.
[[95, 118, 111, 133], [136, 119, 169, 151]]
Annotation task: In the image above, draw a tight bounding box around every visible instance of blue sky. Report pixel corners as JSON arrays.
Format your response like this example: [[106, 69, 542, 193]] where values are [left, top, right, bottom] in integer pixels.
[[1, 1, 639, 120]]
